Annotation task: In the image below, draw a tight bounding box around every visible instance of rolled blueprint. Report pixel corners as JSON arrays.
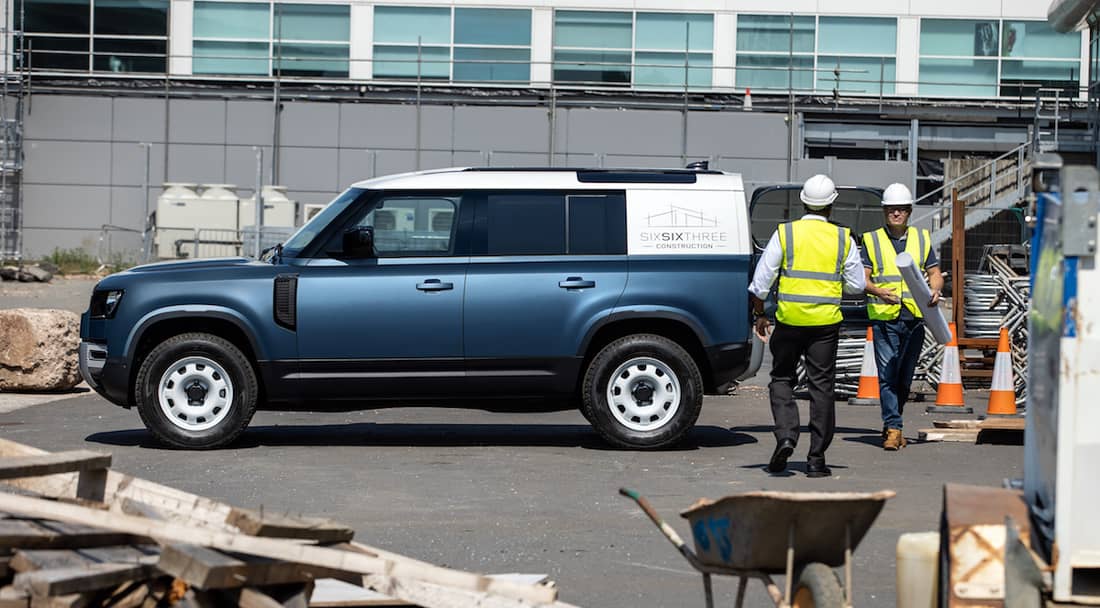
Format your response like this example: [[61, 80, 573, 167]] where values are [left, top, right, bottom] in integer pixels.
[[897, 251, 952, 344]]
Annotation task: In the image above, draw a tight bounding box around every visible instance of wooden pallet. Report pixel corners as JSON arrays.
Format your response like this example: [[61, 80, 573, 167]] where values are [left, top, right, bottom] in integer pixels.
[[918, 417, 1026, 443], [0, 439, 572, 608]]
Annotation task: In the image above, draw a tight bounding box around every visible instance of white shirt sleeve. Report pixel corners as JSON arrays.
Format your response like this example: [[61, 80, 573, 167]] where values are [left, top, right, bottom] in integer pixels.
[[841, 236, 867, 295], [748, 231, 782, 300]]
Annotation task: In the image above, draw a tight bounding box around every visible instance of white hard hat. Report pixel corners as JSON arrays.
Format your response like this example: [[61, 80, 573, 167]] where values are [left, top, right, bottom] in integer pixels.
[[800, 174, 838, 209], [881, 183, 914, 206]]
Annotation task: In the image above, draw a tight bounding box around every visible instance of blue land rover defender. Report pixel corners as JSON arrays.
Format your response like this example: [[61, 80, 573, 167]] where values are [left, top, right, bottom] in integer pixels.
[[80, 167, 756, 449]]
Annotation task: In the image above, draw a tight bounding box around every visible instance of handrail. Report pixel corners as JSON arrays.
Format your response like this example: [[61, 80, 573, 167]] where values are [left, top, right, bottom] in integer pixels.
[[913, 141, 1031, 208], [912, 140, 1032, 230]]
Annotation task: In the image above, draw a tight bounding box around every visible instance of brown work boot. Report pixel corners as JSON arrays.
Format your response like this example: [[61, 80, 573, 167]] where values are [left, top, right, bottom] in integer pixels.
[[883, 428, 907, 451]]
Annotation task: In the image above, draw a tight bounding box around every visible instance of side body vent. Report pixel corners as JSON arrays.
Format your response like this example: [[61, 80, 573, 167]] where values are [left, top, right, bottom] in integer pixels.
[[273, 274, 298, 330]]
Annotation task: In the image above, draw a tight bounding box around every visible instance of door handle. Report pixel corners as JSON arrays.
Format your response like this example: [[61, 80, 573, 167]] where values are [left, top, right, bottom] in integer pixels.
[[559, 277, 596, 290], [416, 279, 454, 291]]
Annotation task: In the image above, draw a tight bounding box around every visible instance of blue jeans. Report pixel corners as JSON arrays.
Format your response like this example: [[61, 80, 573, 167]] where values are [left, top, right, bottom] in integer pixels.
[[872, 318, 926, 431]]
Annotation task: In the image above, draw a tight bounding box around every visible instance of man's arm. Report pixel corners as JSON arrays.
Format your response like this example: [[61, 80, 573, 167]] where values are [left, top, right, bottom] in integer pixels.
[[841, 236, 867, 295], [927, 265, 944, 306], [864, 263, 901, 305]]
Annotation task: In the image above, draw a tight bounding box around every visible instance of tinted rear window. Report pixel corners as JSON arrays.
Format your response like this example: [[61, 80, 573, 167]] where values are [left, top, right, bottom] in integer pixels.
[[750, 186, 883, 250]]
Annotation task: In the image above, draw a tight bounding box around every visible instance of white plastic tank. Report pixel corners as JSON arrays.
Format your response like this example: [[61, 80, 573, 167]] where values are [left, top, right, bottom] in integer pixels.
[[239, 185, 297, 229], [896, 532, 939, 608], [154, 183, 201, 259]]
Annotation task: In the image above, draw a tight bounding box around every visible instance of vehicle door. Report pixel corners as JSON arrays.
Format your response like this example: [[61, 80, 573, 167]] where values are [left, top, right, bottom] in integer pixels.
[[462, 190, 628, 395], [294, 192, 471, 400]]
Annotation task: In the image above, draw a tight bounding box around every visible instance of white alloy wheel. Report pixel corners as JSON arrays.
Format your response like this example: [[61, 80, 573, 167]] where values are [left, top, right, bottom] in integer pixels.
[[157, 356, 234, 432], [606, 356, 682, 432]]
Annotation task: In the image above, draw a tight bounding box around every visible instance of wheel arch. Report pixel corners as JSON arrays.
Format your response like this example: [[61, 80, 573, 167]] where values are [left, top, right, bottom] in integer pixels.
[[579, 312, 712, 392]]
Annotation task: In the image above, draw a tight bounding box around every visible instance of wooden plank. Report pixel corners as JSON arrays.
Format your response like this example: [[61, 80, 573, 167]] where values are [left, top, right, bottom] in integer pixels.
[[14, 563, 152, 597], [309, 578, 412, 607], [979, 417, 1026, 431], [0, 520, 144, 550], [0, 453, 111, 483], [227, 510, 354, 544], [362, 575, 581, 608], [918, 428, 980, 442], [932, 420, 981, 429], [239, 584, 312, 608], [12, 547, 159, 573], [158, 544, 348, 589], [0, 585, 29, 608], [0, 493, 556, 606]]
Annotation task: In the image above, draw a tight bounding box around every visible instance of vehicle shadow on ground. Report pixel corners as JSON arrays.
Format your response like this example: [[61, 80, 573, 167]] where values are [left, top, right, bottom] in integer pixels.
[[85, 424, 758, 451]]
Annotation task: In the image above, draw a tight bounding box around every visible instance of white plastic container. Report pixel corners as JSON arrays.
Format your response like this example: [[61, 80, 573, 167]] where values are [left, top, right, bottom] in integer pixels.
[[154, 183, 201, 259], [896, 531, 939, 608], [239, 185, 296, 229]]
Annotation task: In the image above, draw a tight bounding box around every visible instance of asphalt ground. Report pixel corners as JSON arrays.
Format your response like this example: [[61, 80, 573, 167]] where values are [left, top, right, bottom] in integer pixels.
[[0, 278, 1021, 607]]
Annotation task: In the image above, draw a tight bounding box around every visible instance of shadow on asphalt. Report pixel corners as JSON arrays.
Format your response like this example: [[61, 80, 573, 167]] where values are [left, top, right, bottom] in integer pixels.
[[738, 461, 851, 476], [85, 423, 759, 451]]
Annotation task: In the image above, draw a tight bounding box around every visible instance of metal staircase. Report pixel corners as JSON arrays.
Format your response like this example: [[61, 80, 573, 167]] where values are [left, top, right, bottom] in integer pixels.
[[1, 0, 26, 260], [914, 141, 1032, 250]]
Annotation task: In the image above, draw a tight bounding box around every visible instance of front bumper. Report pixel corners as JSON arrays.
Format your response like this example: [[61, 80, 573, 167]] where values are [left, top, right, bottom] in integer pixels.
[[78, 341, 107, 390], [78, 341, 130, 407]]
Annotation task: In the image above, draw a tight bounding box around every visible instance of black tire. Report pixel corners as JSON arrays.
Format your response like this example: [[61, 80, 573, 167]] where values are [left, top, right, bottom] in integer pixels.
[[581, 334, 703, 449], [792, 562, 845, 608], [134, 332, 258, 449]]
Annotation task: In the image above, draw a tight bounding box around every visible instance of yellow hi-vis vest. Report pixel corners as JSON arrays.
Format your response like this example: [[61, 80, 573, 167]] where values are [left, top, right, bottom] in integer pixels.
[[863, 226, 932, 320], [775, 219, 851, 326]]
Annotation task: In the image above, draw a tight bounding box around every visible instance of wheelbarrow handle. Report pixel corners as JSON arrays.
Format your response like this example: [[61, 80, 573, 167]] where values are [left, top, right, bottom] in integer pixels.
[[619, 488, 705, 570]]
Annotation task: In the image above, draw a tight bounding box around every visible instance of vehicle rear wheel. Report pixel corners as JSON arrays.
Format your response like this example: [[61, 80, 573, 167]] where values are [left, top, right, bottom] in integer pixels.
[[792, 562, 845, 608], [581, 334, 702, 449], [134, 332, 258, 449]]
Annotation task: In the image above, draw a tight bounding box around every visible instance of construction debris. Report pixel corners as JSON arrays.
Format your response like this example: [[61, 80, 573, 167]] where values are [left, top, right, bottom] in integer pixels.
[[0, 265, 52, 283], [0, 439, 574, 608], [0, 309, 82, 392]]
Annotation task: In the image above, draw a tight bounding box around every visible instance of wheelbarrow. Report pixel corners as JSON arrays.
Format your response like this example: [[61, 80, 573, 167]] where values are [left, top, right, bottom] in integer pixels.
[[620, 488, 895, 607]]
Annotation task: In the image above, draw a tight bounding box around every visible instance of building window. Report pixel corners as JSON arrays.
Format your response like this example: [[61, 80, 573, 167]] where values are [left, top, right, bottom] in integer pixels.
[[454, 9, 531, 83], [373, 6, 531, 82], [919, 19, 1081, 97], [816, 17, 896, 95], [18, 0, 168, 73], [634, 13, 713, 89], [193, 2, 270, 75], [553, 11, 632, 84], [735, 15, 816, 91], [553, 11, 713, 88], [194, 2, 349, 77], [274, 4, 350, 78]]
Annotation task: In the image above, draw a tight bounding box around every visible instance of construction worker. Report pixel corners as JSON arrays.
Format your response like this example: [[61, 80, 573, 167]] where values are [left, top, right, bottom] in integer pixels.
[[862, 183, 944, 451], [750, 175, 866, 478]]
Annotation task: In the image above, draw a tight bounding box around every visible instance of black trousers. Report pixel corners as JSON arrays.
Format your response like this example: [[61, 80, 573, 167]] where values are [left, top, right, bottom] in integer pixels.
[[768, 321, 841, 466]]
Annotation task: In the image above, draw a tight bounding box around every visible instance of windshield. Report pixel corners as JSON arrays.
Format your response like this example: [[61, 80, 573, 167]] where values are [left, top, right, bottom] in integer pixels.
[[749, 186, 884, 251], [282, 188, 365, 257]]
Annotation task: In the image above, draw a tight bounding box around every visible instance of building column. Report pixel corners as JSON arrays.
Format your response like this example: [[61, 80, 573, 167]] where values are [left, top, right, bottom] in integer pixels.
[[169, 0, 193, 75], [896, 16, 920, 97], [349, 4, 372, 80], [714, 12, 736, 91], [531, 7, 553, 86]]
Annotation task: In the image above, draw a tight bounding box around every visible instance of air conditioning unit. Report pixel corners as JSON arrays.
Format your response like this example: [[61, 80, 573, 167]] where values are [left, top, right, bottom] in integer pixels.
[[428, 208, 455, 232], [303, 204, 327, 224], [375, 207, 415, 232]]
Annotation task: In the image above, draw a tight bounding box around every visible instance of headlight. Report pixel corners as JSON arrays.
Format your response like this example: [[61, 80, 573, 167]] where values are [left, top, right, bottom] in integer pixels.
[[90, 289, 124, 319]]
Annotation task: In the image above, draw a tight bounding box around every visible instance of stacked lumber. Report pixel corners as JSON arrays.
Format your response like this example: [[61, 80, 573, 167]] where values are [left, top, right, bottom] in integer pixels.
[[0, 439, 575, 608]]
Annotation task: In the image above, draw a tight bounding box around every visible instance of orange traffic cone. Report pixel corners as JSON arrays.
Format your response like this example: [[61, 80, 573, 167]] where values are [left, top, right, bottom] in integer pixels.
[[848, 327, 880, 406], [985, 327, 1020, 417], [744, 87, 753, 111], [927, 322, 973, 414]]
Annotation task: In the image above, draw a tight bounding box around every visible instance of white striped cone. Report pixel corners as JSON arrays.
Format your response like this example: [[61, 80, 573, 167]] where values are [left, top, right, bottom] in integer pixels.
[[986, 328, 1018, 416], [848, 327, 880, 406], [927, 322, 973, 413]]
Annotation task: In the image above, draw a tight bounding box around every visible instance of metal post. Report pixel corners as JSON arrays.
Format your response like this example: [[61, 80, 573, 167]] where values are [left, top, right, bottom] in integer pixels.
[[139, 143, 152, 263], [272, 3, 282, 183], [547, 84, 556, 166], [681, 23, 690, 166], [415, 36, 422, 171], [909, 118, 919, 196], [989, 160, 996, 206], [1017, 145, 1025, 199], [785, 13, 795, 181], [253, 147, 264, 259]]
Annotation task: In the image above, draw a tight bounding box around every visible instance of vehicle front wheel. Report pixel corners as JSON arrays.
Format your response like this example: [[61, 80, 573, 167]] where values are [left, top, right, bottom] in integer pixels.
[[581, 334, 703, 449], [134, 332, 258, 449]]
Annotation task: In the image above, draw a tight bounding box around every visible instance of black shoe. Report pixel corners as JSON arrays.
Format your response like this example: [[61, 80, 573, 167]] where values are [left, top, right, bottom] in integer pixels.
[[806, 462, 832, 478], [767, 439, 795, 473]]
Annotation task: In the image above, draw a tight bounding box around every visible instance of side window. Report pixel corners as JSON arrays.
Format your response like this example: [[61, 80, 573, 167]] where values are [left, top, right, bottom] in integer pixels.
[[568, 193, 626, 255], [350, 196, 459, 256], [485, 193, 566, 255]]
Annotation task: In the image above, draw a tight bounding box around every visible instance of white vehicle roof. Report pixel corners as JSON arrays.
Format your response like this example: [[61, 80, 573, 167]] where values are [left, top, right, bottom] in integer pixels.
[[351, 167, 745, 192]]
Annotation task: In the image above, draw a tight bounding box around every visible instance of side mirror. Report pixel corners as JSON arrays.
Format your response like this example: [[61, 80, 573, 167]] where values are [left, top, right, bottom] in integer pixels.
[[342, 226, 375, 257]]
